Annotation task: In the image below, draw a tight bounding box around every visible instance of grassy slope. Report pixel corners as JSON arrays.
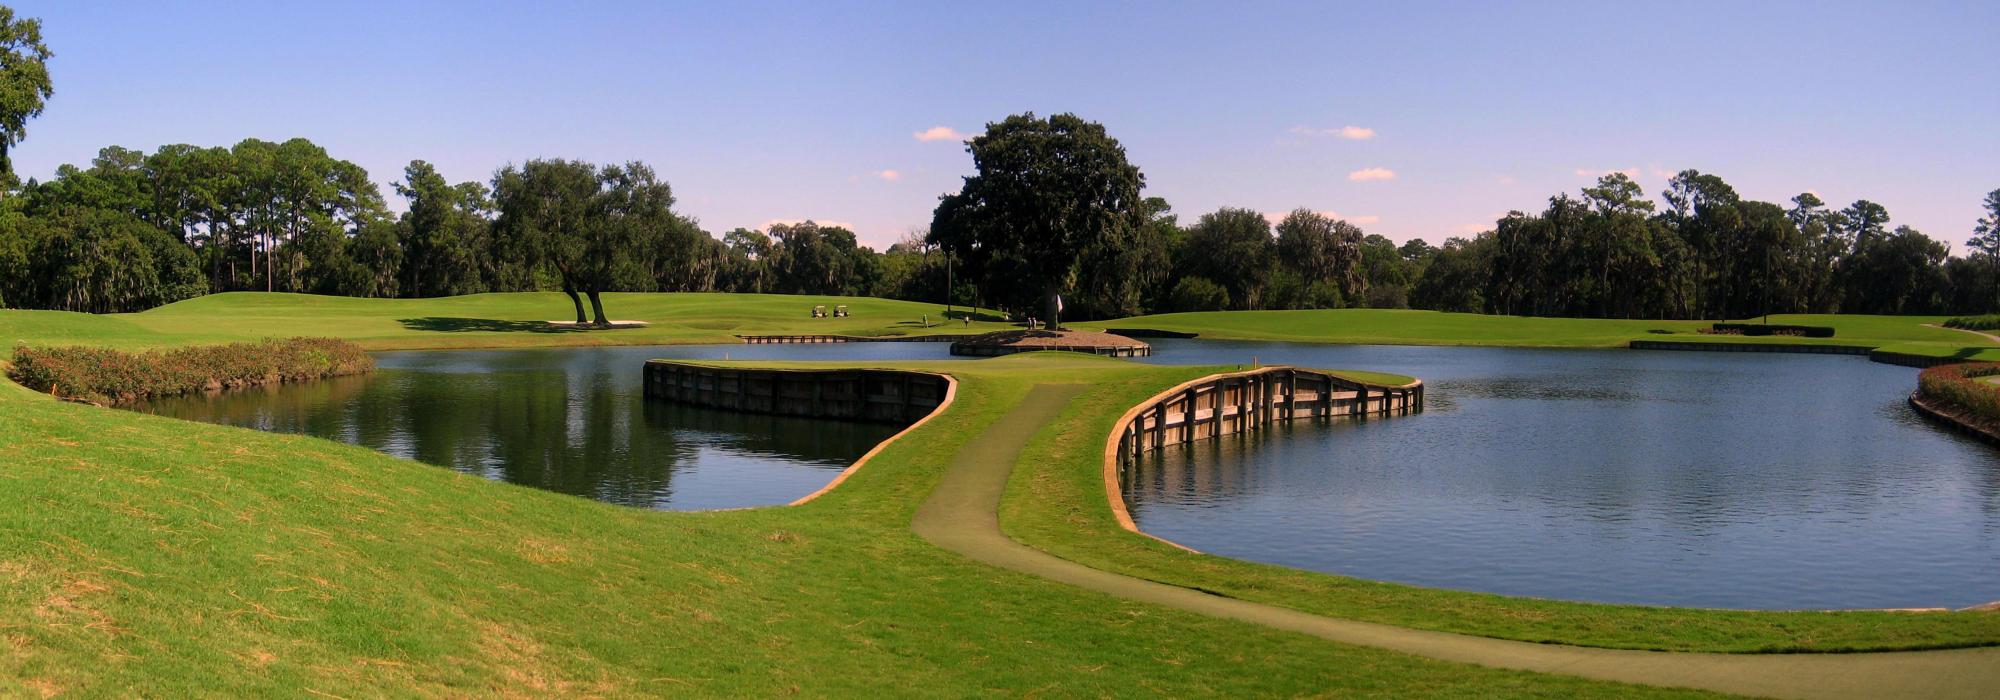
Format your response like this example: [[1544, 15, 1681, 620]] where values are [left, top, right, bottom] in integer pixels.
[[1081, 309, 2000, 359], [1, 291, 1015, 351], [998, 359, 2000, 653], [0, 354, 1718, 698]]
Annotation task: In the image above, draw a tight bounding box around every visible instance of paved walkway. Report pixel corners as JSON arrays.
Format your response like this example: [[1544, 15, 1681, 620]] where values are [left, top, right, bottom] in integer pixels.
[[911, 383, 2000, 700]]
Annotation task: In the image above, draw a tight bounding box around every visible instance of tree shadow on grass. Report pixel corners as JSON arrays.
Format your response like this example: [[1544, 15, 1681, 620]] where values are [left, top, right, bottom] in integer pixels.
[[398, 317, 590, 334]]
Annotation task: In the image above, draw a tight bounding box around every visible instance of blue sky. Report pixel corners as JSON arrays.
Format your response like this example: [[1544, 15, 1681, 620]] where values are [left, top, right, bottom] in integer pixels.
[[11, 1, 1996, 249]]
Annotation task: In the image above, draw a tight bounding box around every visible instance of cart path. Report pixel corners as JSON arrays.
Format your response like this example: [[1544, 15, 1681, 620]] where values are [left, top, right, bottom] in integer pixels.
[[910, 383, 2000, 700], [1928, 322, 2000, 346]]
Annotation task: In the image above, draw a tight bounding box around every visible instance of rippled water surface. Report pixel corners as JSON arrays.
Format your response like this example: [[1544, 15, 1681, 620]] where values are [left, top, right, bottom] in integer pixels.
[[133, 343, 957, 510], [1134, 340, 2000, 609]]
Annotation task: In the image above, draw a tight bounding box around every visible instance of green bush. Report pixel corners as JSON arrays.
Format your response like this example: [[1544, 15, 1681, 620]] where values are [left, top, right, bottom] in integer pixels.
[[1709, 322, 1835, 338], [1944, 315, 2000, 331], [1916, 362, 2000, 430], [9, 337, 374, 405], [1168, 276, 1230, 312]]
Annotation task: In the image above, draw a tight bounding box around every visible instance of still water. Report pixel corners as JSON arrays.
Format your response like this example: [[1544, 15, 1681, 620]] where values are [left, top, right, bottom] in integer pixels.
[[1134, 340, 2000, 610], [133, 343, 957, 510], [132, 336, 2000, 608]]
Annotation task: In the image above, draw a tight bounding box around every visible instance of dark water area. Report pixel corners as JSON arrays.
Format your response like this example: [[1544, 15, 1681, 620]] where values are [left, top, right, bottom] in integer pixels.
[[129, 336, 2000, 608], [131, 343, 958, 510], [1133, 340, 2000, 610]]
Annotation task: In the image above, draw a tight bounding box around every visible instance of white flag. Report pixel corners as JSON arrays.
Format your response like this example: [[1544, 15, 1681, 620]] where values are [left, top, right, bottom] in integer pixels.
[[1056, 295, 1064, 312]]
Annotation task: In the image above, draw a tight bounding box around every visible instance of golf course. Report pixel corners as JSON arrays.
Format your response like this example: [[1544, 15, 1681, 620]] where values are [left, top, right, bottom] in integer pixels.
[[4, 292, 1999, 698]]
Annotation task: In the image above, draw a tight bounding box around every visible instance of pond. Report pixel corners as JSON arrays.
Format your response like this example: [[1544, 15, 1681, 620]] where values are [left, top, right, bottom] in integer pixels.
[[132, 343, 958, 510], [131, 336, 2000, 609], [1131, 340, 2000, 610]]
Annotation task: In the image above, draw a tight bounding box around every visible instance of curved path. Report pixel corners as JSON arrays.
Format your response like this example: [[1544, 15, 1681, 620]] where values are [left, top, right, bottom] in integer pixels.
[[1929, 322, 2000, 346], [911, 383, 2000, 700]]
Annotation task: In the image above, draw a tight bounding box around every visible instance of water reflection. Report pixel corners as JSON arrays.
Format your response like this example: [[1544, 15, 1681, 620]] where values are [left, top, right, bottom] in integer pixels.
[[1133, 340, 2000, 610], [131, 343, 955, 510]]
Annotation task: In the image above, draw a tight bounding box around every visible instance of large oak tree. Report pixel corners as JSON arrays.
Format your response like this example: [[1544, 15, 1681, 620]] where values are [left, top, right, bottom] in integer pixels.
[[928, 112, 1144, 324]]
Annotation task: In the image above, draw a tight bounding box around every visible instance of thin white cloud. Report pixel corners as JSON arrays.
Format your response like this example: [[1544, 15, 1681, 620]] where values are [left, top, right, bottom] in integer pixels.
[[1496, 175, 1517, 186], [1347, 167, 1396, 182], [874, 169, 901, 181], [1288, 125, 1376, 140], [913, 126, 968, 142]]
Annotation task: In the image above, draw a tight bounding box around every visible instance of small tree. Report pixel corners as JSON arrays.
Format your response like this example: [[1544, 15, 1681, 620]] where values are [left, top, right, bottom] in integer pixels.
[[1168, 276, 1230, 312]]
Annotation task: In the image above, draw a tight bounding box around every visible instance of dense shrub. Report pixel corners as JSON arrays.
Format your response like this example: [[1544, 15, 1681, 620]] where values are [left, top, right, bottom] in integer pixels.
[[1944, 315, 2000, 331], [1708, 323, 1835, 338], [1168, 276, 1230, 312], [9, 337, 374, 405], [1916, 362, 2000, 431]]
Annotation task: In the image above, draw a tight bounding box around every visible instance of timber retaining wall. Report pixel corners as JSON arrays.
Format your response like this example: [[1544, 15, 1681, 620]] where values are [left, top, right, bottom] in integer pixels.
[[1102, 366, 1424, 545], [1112, 367, 1422, 462], [1628, 340, 1871, 355], [643, 361, 949, 423]]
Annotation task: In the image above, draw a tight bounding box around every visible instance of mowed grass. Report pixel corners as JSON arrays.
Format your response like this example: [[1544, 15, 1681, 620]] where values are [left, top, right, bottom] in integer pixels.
[[0, 291, 1013, 351], [997, 360, 2000, 653], [1081, 309, 2000, 359], [0, 354, 1725, 698]]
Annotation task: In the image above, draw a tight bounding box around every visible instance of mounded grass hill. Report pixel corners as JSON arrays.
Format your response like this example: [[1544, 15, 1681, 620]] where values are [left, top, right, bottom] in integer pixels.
[[0, 352, 1722, 698], [1079, 309, 2000, 359], [0, 291, 1014, 351]]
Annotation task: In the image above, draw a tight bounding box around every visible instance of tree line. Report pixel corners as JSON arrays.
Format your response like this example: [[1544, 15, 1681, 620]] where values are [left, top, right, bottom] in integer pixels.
[[0, 139, 965, 320], [0, 4, 1996, 323], [1410, 175, 2000, 319], [923, 112, 2000, 322], [3, 129, 1997, 324]]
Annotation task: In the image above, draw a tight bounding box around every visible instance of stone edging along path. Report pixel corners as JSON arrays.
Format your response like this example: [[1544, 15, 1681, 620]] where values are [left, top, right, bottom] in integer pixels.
[[905, 381, 2000, 700]]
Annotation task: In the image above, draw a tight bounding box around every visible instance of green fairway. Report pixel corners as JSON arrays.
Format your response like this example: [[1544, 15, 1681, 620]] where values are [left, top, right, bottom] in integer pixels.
[[1079, 309, 2000, 360], [0, 291, 1013, 351], [7, 293, 2000, 696], [0, 352, 1728, 698]]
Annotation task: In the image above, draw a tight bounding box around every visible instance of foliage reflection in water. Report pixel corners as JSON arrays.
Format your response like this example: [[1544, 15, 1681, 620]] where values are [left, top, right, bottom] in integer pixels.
[[131, 344, 956, 510], [1134, 340, 2000, 610]]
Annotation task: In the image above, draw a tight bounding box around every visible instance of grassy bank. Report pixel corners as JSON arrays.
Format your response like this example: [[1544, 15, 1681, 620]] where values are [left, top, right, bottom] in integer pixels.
[[995, 362, 2000, 653], [1080, 309, 2000, 360], [6, 292, 1995, 694], [0, 291, 1012, 351], [0, 353, 1723, 697]]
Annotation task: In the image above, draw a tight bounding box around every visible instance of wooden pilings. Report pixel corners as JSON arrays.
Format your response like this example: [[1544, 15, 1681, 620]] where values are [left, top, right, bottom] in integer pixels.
[[643, 361, 949, 424], [1111, 367, 1423, 463]]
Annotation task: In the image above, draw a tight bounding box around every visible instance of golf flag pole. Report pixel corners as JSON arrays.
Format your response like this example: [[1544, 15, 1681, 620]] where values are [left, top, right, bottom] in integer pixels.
[[1055, 294, 1063, 330]]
